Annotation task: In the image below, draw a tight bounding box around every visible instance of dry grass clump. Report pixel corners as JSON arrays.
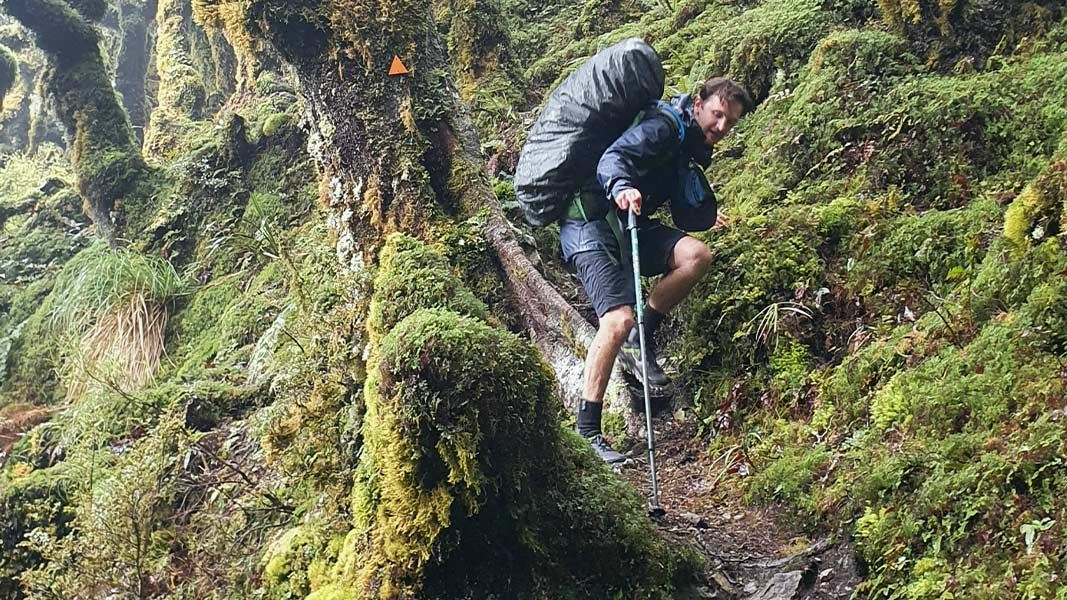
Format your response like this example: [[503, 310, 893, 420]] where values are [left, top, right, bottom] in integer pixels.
[[50, 242, 187, 399]]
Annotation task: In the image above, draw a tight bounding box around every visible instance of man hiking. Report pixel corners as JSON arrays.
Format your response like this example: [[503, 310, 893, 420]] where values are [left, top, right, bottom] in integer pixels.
[[564, 77, 753, 463]]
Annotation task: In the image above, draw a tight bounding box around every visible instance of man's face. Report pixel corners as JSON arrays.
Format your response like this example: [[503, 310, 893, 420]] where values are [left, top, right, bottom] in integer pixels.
[[693, 94, 742, 148]]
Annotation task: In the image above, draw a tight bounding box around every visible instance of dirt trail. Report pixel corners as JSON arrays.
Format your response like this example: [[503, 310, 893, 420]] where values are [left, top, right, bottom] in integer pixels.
[[618, 412, 861, 599]]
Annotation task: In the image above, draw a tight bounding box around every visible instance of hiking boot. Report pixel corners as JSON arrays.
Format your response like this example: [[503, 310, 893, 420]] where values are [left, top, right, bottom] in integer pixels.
[[618, 327, 671, 387], [586, 434, 628, 464]]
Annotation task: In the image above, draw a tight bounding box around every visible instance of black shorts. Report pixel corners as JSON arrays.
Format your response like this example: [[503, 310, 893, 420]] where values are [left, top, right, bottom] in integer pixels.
[[560, 216, 687, 317]]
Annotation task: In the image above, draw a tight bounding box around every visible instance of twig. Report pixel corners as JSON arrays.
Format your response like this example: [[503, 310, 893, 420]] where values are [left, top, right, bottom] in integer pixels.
[[193, 441, 293, 514]]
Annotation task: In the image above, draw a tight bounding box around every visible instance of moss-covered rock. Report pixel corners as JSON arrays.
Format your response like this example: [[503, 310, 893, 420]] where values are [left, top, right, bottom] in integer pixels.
[[339, 307, 697, 598], [245, 233, 701, 597]]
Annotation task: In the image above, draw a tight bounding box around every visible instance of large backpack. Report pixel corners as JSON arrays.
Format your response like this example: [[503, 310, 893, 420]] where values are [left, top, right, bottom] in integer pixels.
[[515, 39, 674, 227]]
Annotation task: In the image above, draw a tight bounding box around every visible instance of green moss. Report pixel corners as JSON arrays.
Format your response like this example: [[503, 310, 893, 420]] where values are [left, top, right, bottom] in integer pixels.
[[170, 280, 239, 371], [969, 236, 1067, 324], [1004, 150, 1066, 250], [0, 308, 62, 407], [355, 308, 560, 595], [170, 263, 285, 376], [366, 233, 489, 342], [0, 463, 74, 596], [769, 337, 811, 401], [0, 45, 17, 102], [346, 307, 697, 597], [674, 207, 823, 383], [746, 444, 830, 518], [784, 313, 1066, 597], [846, 197, 1000, 300], [1022, 276, 1067, 355], [688, 0, 834, 101], [260, 112, 290, 137], [305, 582, 361, 600], [811, 323, 916, 430], [262, 526, 316, 598], [876, 0, 1061, 68], [720, 34, 1067, 214], [260, 378, 357, 486], [433, 216, 515, 326]]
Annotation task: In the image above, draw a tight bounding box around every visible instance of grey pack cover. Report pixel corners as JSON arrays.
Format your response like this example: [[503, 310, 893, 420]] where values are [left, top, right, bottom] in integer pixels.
[[514, 38, 665, 227]]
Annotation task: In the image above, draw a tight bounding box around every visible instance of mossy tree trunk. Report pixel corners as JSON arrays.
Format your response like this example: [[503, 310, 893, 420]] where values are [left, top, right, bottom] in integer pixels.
[[438, 0, 520, 99], [244, 1, 454, 259], [115, 0, 157, 145], [2, 0, 150, 243], [243, 0, 598, 406], [190, 0, 269, 94], [142, 0, 207, 156]]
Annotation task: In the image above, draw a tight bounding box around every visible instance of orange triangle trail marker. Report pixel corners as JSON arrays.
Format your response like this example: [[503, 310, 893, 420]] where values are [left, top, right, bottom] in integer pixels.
[[389, 56, 409, 76]]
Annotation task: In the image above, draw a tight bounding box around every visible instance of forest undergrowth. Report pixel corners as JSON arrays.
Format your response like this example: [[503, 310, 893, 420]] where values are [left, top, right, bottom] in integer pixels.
[[0, 0, 1065, 598]]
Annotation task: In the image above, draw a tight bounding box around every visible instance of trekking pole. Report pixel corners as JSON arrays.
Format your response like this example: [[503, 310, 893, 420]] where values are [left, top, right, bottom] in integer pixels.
[[628, 208, 665, 518]]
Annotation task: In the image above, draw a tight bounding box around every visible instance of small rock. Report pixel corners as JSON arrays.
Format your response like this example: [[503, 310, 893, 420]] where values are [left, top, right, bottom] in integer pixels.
[[39, 177, 65, 195], [680, 512, 709, 529], [818, 568, 834, 582], [733, 512, 745, 521], [742, 582, 758, 595], [743, 571, 803, 600]]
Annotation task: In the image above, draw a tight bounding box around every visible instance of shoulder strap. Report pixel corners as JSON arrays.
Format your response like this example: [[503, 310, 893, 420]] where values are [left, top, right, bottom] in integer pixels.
[[629, 101, 687, 146], [651, 100, 686, 146]]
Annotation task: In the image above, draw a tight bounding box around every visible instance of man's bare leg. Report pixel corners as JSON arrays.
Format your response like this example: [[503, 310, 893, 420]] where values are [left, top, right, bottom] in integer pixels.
[[583, 305, 635, 402], [647, 236, 714, 314], [618, 237, 714, 386], [577, 305, 634, 464]]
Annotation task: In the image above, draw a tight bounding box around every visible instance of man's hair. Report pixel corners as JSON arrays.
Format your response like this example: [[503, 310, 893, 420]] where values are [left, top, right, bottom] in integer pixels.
[[697, 78, 754, 116]]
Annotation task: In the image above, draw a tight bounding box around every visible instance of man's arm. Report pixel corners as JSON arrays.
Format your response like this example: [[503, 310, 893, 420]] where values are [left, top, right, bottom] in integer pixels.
[[597, 116, 678, 214]]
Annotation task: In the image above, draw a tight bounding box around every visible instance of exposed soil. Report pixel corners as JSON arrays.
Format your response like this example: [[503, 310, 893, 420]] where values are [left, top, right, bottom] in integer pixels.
[[0, 404, 57, 458], [617, 411, 862, 599]]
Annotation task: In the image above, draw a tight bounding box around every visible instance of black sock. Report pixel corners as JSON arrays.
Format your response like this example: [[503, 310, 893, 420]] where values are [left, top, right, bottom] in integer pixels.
[[643, 305, 666, 339], [577, 399, 602, 438], [628, 305, 667, 346]]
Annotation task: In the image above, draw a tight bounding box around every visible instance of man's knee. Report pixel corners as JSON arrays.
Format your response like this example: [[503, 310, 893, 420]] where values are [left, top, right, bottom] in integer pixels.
[[674, 237, 714, 273], [600, 305, 635, 338]]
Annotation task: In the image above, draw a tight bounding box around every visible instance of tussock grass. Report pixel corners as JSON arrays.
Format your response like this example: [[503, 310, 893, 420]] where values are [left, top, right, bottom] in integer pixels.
[[49, 242, 188, 398]]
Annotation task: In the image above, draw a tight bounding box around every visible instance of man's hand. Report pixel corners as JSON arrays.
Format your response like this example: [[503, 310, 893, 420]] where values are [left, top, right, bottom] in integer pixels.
[[614, 188, 643, 215], [713, 211, 728, 229]]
